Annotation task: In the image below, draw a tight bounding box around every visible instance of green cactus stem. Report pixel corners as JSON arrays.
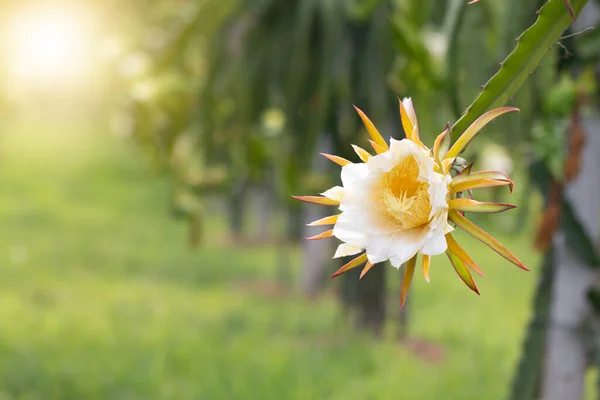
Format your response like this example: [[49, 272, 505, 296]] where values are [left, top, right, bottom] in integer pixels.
[[451, 0, 589, 141]]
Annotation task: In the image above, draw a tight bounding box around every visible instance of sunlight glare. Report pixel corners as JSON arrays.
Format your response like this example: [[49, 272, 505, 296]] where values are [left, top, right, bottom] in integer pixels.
[[6, 6, 91, 83]]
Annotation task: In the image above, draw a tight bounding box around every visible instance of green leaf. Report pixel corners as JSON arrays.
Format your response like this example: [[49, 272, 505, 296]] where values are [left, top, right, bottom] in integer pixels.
[[445, 107, 519, 159], [445, 249, 479, 294], [449, 210, 528, 271]]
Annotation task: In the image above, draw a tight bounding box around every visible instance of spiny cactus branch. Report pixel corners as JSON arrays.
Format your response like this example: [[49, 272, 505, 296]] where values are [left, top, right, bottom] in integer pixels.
[[451, 0, 589, 141]]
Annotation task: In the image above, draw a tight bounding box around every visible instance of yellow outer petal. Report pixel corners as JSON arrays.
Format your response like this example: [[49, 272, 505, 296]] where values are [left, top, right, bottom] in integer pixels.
[[306, 215, 339, 226], [451, 170, 514, 192], [398, 98, 426, 148], [449, 210, 529, 271], [306, 229, 334, 241], [351, 145, 371, 163], [330, 253, 368, 279], [433, 126, 449, 164], [353, 106, 389, 150], [446, 249, 480, 294], [448, 199, 516, 214], [445, 233, 486, 277], [445, 107, 519, 160], [410, 126, 426, 149], [422, 255, 431, 283], [399, 97, 417, 139], [400, 255, 417, 308], [450, 178, 512, 195], [442, 158, 455, 175], [368, 140, 387, 155], [321, 153, 352, 167], [292, 196, 340, 206], [359, 262, 376, 279]]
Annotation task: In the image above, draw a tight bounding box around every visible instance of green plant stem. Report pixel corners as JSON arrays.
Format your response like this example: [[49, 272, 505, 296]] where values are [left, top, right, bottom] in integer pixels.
[[451, 0, 589, 141]]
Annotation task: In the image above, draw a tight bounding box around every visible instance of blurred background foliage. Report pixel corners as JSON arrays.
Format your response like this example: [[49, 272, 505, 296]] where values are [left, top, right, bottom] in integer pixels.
[[0, 0, 599, 398]]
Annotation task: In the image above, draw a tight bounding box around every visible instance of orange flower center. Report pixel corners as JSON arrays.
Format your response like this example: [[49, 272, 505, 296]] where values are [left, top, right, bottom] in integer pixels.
[[377, 155, 431, 229]]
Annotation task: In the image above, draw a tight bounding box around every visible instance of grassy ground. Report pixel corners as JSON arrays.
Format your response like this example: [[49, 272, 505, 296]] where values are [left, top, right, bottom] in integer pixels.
[[0, 114, 542, 399]]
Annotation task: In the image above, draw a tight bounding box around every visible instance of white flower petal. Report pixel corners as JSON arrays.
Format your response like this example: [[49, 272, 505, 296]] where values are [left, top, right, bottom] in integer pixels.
[[388, 242, 421, 268], [386, 228, 429, 267], [366, 151, 394, 173], [321, 186, 345, 202], [333, 212, 369, 248], [333, 243, 363, 258], [388, 138, 417, 159], [420, 234, 448, 256], [332, 133, 452, 270], [340, 163, 369, 187], [366, 235, 395, 264], [389, 251, 417, 268], [443, 223, 454, 235], [427, 173, 451, 213]]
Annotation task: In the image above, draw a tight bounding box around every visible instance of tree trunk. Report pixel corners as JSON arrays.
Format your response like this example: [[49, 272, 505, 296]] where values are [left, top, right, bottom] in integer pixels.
[[540, 117, 600, 400], [187, 213, 202, 249], [397, 288, 409, 340], [301, 136, 335, 297], [257, 191, 271, 240], [301, 204, 334, 297], [355, 263, 386, 336], [257, 169, 274, 241], [229, 179, 248, 242], [336, 267, 359, 314]]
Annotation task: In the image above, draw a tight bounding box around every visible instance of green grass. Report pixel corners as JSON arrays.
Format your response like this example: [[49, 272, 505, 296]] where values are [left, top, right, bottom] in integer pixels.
[[0, 114, 542, 399]]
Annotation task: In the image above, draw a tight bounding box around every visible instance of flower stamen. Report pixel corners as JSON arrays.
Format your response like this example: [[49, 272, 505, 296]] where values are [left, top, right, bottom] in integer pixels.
[[377, 155, 431, 229]]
